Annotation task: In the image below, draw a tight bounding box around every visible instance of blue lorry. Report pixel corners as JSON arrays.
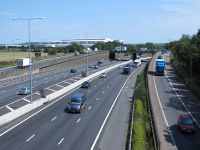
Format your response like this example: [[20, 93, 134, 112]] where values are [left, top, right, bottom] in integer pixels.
[[156, 59, 165, 75]]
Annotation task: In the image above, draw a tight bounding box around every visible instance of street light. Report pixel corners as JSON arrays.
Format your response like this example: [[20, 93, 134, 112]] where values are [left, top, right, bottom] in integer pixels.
[[13, 17, 45, 102], [12, 38, 20, 65]]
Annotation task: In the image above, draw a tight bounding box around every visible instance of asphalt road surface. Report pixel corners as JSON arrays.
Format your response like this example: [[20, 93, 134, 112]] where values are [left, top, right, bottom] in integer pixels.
[[154, 53, 200, 150], [0, 63, 139, 150]]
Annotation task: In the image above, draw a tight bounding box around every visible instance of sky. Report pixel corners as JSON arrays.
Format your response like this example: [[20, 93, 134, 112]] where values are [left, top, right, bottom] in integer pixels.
[[0, 0, 200, 44]]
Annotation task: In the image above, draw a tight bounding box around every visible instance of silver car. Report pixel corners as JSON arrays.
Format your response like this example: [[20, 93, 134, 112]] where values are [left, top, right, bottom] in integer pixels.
[[18, 87, 30, 95], [100, 72, 107, 78]]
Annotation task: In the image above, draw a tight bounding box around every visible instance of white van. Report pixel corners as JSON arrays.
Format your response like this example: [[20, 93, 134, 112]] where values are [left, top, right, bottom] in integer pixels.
[[133, 59, 141, 68]]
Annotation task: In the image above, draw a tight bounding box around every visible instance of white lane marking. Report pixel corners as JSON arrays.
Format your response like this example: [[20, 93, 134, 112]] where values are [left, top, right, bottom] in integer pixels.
[[23, 98, 30, 103], [76, 118, 81, 123], [51, 116, 57, 122], [56, 84, 64, 88], [6, 105, 14, 111], [165, 70, 200, 128], [46, 88, 56, 92], [58, 138, 64, 145], [90, 67, 138, 150], [62, 81, 71, 84], [0, 86, 81, 137], [26, 134, 35, 142], [35, 92, 40, 95], [99, 82, 102, 84], [70, 78, 78, 82], [88, 106, 91, 110], [153, 55, 177, 149], [96, 98, 99, 101], [102, 91, 105, 94], [107, 86, 109, 89], [94, 85, 96, 87], [75, 76, 82, 80], [1, 91, 5, 93]]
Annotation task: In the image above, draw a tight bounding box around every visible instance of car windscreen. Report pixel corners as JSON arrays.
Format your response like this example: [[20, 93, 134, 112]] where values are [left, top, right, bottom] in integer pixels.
[[182, 118, 194, 125], [71, 98, 81, 103]]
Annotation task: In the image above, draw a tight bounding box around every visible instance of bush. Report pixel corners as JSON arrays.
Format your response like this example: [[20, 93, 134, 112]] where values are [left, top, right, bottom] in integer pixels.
[[48, 49, 57, 55]]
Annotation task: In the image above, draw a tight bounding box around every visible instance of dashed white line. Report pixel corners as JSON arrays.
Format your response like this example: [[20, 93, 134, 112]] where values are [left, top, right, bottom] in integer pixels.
[[96, 98, 99, 101], [51, 116, 57, 122], [58, 138, 64, 145], [26, 134, 35, 142], [102, 91, 105, 94], [76, 118, 81, 123], [88, 106, 91, 110], [94, 85, 96, 87], [107, 86, 109, 89]]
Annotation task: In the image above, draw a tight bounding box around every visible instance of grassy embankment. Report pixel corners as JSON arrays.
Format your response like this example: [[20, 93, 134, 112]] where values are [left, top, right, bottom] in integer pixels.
[[132, 68, 154, 150], [0, 51, 69, 68]]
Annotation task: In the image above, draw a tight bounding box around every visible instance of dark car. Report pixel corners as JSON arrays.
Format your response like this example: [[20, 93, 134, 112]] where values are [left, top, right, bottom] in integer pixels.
[[81, 81, 91, 88], [177, 114, 195, 133], [67, 93, 86, 113], [70, 68, 76, 73]]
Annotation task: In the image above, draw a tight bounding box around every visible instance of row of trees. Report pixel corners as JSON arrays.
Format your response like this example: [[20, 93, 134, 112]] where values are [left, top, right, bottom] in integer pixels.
[[165, 30, 200, 78], [165, 30, 200, 98]]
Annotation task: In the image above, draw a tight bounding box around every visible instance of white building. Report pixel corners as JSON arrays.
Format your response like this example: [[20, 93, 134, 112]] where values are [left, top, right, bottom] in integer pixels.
[[41, 38, 113, 47]]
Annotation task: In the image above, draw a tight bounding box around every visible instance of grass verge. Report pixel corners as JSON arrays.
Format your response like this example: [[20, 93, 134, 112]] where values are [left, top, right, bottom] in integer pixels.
[[132, 68, 154, 150]]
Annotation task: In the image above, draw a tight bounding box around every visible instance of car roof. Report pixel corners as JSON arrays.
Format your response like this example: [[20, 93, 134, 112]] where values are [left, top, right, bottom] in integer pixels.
[[180, 114, 192, 119], [72, 93, 85, 98]]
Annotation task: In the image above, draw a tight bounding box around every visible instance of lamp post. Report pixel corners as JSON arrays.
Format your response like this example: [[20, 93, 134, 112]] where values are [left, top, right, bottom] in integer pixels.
[[13, 17, 45, 102], [12, 38, 20, 65]]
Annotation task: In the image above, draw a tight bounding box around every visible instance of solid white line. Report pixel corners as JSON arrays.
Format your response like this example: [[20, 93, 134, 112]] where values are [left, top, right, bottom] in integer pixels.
[[153, 55, 177, 149], [165, 70, 200, 128], [76, 118, 81, 123], [88, 106, 91, 110], [58, 138, 64, 145], [26, 134, 35, 142], [51, 116, 57, 122], [90, 67, 138, 150], [6, 105, 14, 112]]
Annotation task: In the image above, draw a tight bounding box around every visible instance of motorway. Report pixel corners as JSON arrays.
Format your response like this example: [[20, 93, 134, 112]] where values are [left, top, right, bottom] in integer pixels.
[[153, 53, 200, 150], [0, 60, 116, 116], [0, 63, 139, 150]]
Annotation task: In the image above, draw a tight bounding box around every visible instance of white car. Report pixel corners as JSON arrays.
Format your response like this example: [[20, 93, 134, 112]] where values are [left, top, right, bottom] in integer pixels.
[[18, 87, 30, 95], [100, 72, 107, 78]]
